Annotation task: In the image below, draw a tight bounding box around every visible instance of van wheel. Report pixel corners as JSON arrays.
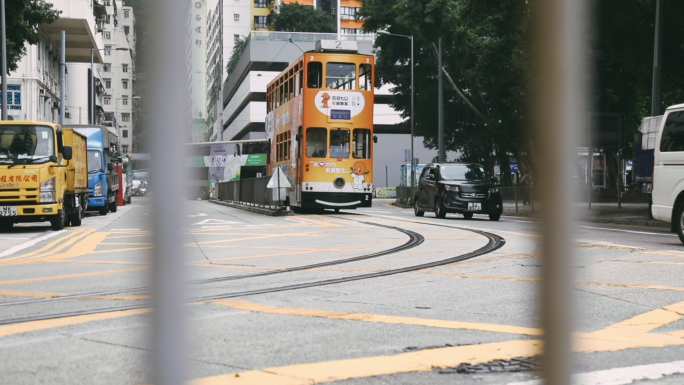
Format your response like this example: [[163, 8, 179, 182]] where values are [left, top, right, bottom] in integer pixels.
[[50, 210, 66, 231], [414, 198, 424, 217], [434, 198, 447, 219], [676, 203, 684, 245]]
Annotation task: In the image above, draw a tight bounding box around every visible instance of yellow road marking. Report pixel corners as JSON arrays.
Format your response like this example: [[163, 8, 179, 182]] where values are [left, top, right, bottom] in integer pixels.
[[213, 299, 542, 336], [48, 260, 150, 266], [0, 229, 85, 263], [0, 308, 151, 338], [190, 340, 542, 385], [0, 289, 66, 298], [0, 267, 147, 286], [99, 242, 154, 246]]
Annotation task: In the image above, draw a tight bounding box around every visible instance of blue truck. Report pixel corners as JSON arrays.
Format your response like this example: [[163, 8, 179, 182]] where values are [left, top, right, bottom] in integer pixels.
[[66, 125, 120, 215]]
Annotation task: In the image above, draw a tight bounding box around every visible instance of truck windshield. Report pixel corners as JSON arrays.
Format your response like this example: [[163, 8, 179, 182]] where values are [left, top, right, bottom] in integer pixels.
[[440, 165, 488, 181], [88, 150, 104, 173], [0, 125, 55, 164]]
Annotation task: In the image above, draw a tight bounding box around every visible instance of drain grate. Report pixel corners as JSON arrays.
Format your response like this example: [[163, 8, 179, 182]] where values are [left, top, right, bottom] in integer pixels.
[[438, 355, 542, 374]]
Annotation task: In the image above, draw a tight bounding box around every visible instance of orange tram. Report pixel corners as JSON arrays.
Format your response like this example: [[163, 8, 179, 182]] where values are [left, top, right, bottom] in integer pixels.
[[265, 40, 375, 210]]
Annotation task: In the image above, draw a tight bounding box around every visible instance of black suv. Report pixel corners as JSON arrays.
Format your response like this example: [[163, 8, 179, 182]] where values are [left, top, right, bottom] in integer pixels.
[[414, 162, 503, 221]]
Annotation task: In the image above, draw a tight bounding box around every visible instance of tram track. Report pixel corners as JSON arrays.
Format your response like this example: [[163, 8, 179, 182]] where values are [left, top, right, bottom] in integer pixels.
[[0, 216, 505, 326]]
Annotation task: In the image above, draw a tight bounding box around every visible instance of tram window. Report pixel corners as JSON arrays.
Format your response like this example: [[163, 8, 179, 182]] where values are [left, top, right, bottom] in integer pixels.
[[352, 129, 371, 159], [294, 69, 300, 96], [289, 74, 294, 100], [359, 64, 372, 91], [297, 68, 303, 94], [327, 63, 356, 90], [307, 62, 322, 88], [306, 127, 327, 157], [330, 128, 350, 158]]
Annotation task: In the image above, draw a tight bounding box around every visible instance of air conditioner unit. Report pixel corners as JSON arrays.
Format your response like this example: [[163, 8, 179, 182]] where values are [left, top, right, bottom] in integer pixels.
[[39, 89, 45, 95]]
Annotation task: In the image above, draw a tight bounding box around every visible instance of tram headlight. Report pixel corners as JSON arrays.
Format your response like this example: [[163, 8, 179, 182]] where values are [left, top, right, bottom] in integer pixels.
[[333, 177, 346, 189]]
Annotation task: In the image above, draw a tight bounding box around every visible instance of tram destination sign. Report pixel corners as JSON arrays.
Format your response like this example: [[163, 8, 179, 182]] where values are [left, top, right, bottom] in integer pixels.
[[330, 109, 351, 120]]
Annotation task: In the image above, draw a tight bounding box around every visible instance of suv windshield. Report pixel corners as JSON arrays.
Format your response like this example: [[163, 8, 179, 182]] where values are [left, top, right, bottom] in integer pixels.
[[0, 125, 55, 164], [440, 165, 488, 181]]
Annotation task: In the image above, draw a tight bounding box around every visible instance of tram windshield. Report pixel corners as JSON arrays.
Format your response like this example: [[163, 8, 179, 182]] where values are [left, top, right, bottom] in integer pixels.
[[306, 127, 327, 158], [330, 129, 350, 158], [326, 63, 356, 90]]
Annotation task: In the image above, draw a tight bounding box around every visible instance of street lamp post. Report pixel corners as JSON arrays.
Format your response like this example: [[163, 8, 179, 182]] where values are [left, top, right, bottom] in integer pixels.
[[377, 30, 414, 199], [91, 46, 129, 124], [1, 0, 7, 121]]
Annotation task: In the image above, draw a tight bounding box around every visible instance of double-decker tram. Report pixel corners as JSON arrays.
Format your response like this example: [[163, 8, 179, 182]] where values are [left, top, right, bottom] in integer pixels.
[[265, 40, 375, 210]]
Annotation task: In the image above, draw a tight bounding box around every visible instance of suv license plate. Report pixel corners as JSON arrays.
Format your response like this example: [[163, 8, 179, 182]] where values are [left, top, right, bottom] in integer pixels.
[[467, 203, 481, 211], [0, 206, 18, 216]]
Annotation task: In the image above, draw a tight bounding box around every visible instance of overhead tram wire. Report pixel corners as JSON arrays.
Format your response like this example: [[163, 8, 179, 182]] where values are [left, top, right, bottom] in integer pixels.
[[0, 221, 504, 326]]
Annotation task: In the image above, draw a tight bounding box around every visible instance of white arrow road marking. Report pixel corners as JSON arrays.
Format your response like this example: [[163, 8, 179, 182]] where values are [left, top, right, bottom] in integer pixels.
[[192, 219, 242, 226], [0, 230, 67, 259], [507, 360, 684, 385]]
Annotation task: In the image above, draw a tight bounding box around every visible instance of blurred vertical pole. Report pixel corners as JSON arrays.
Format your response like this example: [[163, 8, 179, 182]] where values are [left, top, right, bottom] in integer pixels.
[[0, 0, 7, 121], [651, 0, 663, 116], [437, 38, 444, 162], [147, 0, 189, 383], [531, 0, 586, 384]]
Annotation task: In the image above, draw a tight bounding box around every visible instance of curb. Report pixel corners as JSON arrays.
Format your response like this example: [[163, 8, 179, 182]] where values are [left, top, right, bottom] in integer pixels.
[[209, 200, 294, 216], [388, 202, 670, 229]]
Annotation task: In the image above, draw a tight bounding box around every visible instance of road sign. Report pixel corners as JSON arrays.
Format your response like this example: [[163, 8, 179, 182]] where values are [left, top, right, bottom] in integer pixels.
[[267, 168, 291, 188]]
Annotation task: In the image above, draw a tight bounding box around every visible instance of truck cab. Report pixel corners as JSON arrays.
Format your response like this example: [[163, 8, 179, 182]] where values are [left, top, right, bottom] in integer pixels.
[[0, 121, 89, 231], [66, 125, 120, 216]]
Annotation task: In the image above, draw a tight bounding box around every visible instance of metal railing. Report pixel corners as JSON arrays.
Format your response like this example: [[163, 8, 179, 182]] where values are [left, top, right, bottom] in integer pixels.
[[216, 176, 280, 208], [250, 31, 376, 42]]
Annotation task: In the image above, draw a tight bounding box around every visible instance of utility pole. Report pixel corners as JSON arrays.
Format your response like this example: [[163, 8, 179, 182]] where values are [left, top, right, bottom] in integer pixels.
[[59, 31, 66, 125], [1, 0, 7, 120], [437, 38, 444, 162], [651, 0, 663, 116]]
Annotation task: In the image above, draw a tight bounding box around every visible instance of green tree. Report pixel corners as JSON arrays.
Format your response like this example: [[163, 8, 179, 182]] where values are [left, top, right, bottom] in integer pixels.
[[271, 2, 336, 33], [226, 36, 248, 75], [5, 0, 61, 73]]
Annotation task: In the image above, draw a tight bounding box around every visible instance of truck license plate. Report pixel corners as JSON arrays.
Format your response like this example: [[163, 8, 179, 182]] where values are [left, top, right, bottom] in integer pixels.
[[0, 206, 17, 216], [467, 202, 481, 211]]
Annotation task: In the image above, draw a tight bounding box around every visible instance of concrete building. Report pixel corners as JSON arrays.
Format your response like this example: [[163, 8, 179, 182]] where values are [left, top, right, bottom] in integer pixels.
[[267, 0, 368, 35], [4, 0, 105, 123], [188, 0, 208, 142]]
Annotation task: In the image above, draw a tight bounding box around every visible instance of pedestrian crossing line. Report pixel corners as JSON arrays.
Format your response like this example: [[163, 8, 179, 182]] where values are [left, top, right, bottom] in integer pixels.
[[212, 299, 542, 336]]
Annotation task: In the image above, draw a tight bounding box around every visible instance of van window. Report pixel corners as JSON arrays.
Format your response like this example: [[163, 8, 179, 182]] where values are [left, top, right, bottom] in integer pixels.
[[660, 111, 684, 152]]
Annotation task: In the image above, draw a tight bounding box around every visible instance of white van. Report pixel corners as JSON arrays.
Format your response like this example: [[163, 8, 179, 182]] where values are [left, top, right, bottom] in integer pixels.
[[652, 103, 684, 244]]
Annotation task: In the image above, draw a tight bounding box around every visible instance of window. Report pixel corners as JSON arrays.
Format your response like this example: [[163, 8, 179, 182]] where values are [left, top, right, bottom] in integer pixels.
[[123, 130, 128, 138], [104, 46, 111, 56], [326, 62, 356, 90], [660, 111, 684, 152], [106, 15, 111, 24], [307, 62, 322, 89], [234, 13, 240, 21], [65, 112, 71, 119], [122, 80, 129, 89], [276, 131, 291, 162], [103, 63, 111, 72], [105, 0, 111, 5], [122, 97, 129, 106], [340, 6, 359, 20], [254, 0, 269, 7], [124, 26, 130, 35], [104, 96, 111, 105], [306, 127, 327, 158], [121, 113, 131, 122], [105, 31, 111, 39], [122, 64, 128, 73], [341, 28, 356, 34], [359, 64, 372, 91], [105, 80, 111, 89], [330, 129, 350, 158], [254, 16, 268, 29], [234, 34, 240, 42], [352, 129, 371, 159], [122, 145, 129, 153], [124, 10, 130, 18]]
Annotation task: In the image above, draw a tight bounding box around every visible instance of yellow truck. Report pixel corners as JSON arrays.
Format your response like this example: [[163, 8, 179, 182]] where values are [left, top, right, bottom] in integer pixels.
[[0, 121, 89, 231]]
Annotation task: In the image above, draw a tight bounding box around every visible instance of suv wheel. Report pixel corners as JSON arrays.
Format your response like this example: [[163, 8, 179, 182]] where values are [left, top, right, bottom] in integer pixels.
[[676, 203, 684, 245], [434, 198, 447, 219], [489, 212, 501, 221], [414, 198, 424, 217]]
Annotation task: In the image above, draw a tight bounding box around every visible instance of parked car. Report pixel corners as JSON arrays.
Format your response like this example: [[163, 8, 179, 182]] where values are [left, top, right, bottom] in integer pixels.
[[651, 103, 684, 244], [414, 162, 503, 221]]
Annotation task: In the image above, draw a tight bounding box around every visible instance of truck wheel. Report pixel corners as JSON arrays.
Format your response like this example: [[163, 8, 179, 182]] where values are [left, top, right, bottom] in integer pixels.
[[50, 210, 66, 231], [675, 203, 684, 245], [0, 221, 13, 232], [99, 205, 108, 216], [70, 206, 83, 227], [109, 198, 118, 213], [126, 194, 132, 204]]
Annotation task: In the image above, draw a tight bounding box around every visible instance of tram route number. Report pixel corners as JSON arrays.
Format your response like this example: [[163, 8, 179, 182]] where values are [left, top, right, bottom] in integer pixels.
[[331, 109, 351, 120]]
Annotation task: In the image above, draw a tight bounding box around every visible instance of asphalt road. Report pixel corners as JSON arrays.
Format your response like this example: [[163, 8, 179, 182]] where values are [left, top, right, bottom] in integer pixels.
[[1, 197, 683, 384]]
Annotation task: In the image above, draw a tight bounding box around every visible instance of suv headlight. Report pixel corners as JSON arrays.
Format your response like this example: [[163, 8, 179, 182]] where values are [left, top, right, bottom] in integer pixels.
[[489, 187, 500, 193], [40, 178, 56, 203], [94, 182, 104, 197], [445, 185, 459, 192]]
